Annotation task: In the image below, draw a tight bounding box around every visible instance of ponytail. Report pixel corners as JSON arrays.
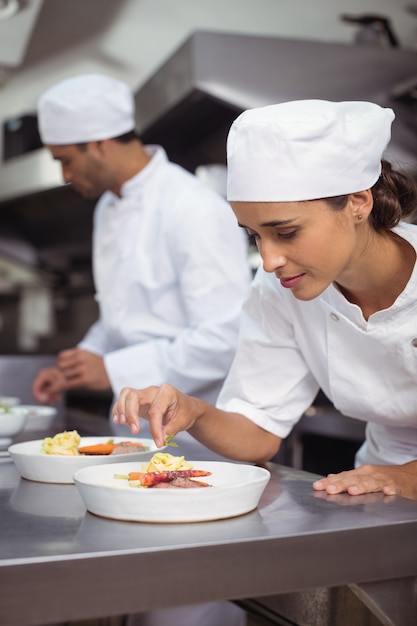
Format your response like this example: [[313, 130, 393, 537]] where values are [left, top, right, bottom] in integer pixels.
[[370, 160, 417, 230]]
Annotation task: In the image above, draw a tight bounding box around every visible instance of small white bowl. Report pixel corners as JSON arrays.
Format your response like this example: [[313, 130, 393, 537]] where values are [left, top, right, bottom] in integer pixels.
[[0, 396, 21, 408], [19, 405, 58, 432], [0, 407, 28, 449]]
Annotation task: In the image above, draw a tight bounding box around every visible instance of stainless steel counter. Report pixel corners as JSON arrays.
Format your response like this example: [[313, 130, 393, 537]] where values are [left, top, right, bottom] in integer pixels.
[[0, 458, 416, 626]]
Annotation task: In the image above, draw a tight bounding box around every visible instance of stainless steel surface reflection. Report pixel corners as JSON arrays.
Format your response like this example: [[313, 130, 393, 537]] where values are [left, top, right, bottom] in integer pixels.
[[9, 478, 86, 519]]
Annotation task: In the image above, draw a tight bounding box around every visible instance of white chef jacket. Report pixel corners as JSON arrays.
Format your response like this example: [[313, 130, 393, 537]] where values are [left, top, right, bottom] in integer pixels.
[[217, 221, 417, 466], [78, 146, 251, 405]]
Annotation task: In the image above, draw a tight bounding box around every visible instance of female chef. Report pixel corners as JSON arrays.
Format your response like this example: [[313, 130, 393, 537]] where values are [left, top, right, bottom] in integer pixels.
[[112, 99, 417, 500]]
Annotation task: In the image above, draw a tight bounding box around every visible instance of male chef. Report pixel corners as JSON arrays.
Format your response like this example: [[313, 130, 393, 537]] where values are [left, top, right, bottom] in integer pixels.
[[32, 73, 251, 458]]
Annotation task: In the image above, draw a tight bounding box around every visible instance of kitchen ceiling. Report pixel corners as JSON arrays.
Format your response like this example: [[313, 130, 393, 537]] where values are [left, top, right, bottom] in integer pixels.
[[0, 0, 129, 71], [0, 1, 416, 82]]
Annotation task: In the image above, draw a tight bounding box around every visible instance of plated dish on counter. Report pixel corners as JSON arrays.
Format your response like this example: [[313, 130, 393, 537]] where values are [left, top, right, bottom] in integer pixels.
[[8, 432, 165, 484], [74, 455, 271, 523]]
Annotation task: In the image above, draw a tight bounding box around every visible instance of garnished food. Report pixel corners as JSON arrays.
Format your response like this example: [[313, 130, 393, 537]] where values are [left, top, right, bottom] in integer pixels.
[[78, 442, 115, 455], [41, 431, 149, 456], [42, 430, 81, 456], [114, 453, 212, 489], [144, 452, 192, 473], [152, 476, 210, 489], [78, 441, 147, 455], [121, 469, 211, 487]]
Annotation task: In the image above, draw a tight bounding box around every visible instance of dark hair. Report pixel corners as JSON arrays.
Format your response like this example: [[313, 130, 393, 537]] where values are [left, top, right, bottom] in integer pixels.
[[74, 130, 141, 151], [324, 159, 417, 230], [369, 160, 417, 229], [112, 130, 141, 144]]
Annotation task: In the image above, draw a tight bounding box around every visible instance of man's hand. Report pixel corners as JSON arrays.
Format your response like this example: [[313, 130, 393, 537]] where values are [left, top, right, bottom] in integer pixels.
[[313, 462, 417, 500], [32, 367, 66, 404], [57, 348, 111, 391]]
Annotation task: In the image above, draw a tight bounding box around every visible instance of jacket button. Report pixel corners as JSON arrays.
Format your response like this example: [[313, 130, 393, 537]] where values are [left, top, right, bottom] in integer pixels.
[[330, 312, 339, 321], [412, 338, 417, 348]]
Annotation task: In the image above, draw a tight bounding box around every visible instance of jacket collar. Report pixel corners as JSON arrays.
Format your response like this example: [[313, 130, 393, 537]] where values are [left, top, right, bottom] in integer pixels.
[[119, 145, 167, 198]]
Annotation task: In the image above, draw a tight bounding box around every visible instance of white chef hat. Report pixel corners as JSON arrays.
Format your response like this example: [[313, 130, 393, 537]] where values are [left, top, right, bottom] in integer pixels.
[[37, 73, 136, 145], [226, 99, 395, 202]]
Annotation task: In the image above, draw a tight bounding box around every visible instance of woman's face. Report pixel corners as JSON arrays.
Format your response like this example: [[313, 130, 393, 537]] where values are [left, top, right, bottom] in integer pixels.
[[231, 198, 361, 301]]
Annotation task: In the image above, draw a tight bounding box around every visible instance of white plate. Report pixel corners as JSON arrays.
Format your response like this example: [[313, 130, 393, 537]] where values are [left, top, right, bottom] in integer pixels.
[[74, 460, 271, 523], [8, 437, 165, 484], [20, 405, 58, 432]]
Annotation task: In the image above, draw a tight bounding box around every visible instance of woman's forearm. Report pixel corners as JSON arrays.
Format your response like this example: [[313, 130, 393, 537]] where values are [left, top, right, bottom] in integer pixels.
[[112, 384, 281, 464], [188, 400, 281, 464]]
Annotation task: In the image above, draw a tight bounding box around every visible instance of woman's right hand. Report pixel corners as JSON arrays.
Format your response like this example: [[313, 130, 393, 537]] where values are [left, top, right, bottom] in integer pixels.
[[112, 384, 201, 448]]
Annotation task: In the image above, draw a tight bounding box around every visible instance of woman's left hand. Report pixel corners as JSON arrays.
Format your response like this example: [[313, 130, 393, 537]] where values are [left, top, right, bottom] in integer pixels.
[[312, 461, 417, 500]]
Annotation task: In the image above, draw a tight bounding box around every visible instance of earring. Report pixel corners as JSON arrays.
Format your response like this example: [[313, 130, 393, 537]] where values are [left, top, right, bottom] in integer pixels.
[[357, 214, 362, 220]]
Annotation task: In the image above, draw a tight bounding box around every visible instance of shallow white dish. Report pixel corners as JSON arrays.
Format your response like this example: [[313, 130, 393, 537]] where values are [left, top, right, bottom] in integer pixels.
[[74, 460, 271, 523], [8, 437, 165, 484], [20, 405, 58, 432]]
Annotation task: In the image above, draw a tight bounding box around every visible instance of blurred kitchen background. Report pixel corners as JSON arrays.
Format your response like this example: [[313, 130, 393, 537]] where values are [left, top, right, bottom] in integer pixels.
[[0, 0, 417, 472]]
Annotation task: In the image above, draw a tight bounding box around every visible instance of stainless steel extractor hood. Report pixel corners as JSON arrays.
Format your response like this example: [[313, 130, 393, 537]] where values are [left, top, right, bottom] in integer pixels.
[[2, 30, 417, 205], [134, 31, 417, 175]]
